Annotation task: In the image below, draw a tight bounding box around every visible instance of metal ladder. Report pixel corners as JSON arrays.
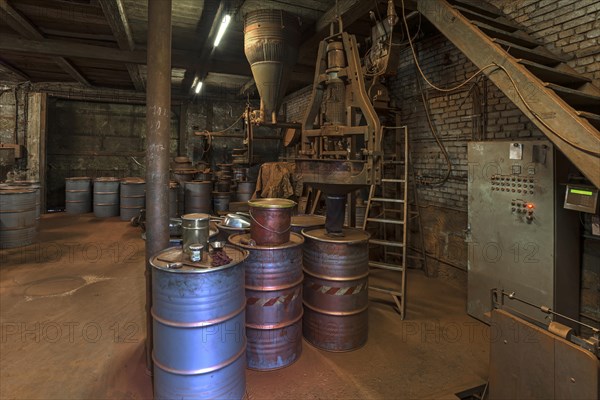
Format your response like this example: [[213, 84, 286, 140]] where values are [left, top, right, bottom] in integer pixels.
[[362, 125, 426, 319]]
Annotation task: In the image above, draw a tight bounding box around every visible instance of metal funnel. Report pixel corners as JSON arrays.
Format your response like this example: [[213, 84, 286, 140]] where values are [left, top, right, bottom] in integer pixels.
[[244, 10, 300, 123]]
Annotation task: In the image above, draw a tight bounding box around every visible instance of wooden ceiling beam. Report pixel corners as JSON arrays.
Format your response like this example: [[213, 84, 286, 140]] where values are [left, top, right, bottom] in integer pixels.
[[0, 0, 91, 86], [98, 0, 144, 91], [0, 57, 30, 81]]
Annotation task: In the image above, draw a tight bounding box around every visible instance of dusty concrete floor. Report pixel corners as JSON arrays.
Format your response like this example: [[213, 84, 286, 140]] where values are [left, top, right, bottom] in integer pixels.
[[1, 214, 489, 399]]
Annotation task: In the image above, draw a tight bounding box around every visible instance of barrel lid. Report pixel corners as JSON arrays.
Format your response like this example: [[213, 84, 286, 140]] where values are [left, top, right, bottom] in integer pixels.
[[302, 227, 370, 244], [216, 223, 249, 232], [13, 180, 40, 187], [248, 198, 296, 209], [121, 177, 145, 184], [174, 156, 191, 163], [66, 177, 91, 181], [0, 188, 36, 194], [291, 214, 326, 228], [181, 213, 210, 221], [169, 181, 179, 188], [150, 245, 248, 273], [185, 180, 212, 186], [228, 232, 304, 250], [94, 177, 120, 182]]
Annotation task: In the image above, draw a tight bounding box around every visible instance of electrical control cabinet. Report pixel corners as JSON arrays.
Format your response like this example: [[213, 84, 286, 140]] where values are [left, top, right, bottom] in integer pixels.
[[467, 140, 580, 326]]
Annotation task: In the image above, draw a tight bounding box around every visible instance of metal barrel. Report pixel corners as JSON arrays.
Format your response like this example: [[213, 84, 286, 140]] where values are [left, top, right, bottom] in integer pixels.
[[228, 233, 304, 370], [151, 246, 249, 400], [181, 213, 210, 254], [291, 214, 326, 234], [235, 181, 256, 202], [301, 227, 370, 352], [93, 177, 120, 218], [232, 166, 248, 182], [172, 169, 197, 216], [184, 181, 212, 214], [0, 188, 37, 249], [120, 178, 146, 221], [213, 192, 231, 213], [195, 172, 213, 182], [214, 223, 249, 243], [216, 180, 232, 193], [65, 177, 92, 214], [13, 181, 41, 220], [168, 181, 178, 218], [248, 198, 296, 246]]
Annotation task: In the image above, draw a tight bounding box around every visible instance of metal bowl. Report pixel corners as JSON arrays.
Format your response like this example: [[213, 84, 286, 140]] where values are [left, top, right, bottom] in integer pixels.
[[210, 240, 227, 250], [222, 213, 251, 229]]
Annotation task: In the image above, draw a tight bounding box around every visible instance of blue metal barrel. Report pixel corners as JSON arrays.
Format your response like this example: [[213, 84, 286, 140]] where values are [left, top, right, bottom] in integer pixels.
[[150, 245, 249, 399]]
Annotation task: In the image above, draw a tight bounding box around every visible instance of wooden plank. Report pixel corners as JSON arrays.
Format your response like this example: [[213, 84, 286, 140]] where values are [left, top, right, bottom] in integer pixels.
[[517, 59, 591, 86], [0, 57, 29, 80], [53, 57, 90, 86]]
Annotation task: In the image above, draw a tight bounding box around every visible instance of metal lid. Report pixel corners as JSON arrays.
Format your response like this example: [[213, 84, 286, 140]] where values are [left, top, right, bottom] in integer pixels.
[[66, 177, 91, 181], [248, 198, 296, 209], [301, 227, 370, 244], [121, 177, 145, 184], [150, 245, 248, 273], [291, 214, 326, 228], [228, 232, 304, 250], [181, 213, 210, 221], [94, 177, 120, 182]]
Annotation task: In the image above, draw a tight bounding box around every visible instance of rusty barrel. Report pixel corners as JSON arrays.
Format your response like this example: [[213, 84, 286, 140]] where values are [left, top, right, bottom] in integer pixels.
[[0, 188, 37, 249], [93, 177, 120, 218], [229, 233, 303, 370], [120, 178, 145, 221], [302, 227, 370, 352], [248, 198, 296, 246], [172, 169, 197, 216], [151, 246, 249, 399], [213, 192, 231, 213], [185, 181, 212, 214], [235, 181, 256, 202], [291, 214, 326, 234], [65, 177, 92, 214], [169, 181, 178, 218]]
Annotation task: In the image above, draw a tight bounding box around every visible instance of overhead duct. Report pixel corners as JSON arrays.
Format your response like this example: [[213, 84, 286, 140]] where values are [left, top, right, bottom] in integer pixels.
[[244, 10, 300, 124]]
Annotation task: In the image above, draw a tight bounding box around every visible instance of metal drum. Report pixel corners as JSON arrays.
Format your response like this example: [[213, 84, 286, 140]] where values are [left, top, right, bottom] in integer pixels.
[[291, 214, 326, 234], [229, 233, 304, 370], [13, 181, 41, 220], [302, 227, 370, 352], [216, 179, 232, 193], [169, 181, 178, 218], [181, 213, 210, 254], [0, 188, 37, 248], [93, 177, 120, 218], [65, 177, 92, 214], [195, 172, 213, 182], [172, 169, 197, 216], [120, 178, 145, 221], [213, 192, 231, 213], [235, 181, 256, 202], [214, 223, 249, 243], [248, 198, 296, 246], [151, 246, 249, 400], [185, 181, 212, 214]]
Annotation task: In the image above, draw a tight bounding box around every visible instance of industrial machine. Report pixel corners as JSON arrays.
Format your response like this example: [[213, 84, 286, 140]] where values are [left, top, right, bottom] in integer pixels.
[[467, 140, 581, 327]]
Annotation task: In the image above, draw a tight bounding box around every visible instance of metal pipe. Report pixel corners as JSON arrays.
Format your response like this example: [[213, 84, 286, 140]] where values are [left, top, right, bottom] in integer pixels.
[[145, 0, 172, 375]]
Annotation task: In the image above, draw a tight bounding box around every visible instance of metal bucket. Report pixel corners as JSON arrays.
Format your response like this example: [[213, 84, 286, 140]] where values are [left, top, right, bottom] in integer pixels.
[[172, 169, 197, 216], [229, 233, 304, 370], [213, 192, 231, 213], [248, 198, 296, 246], [151, 246, 249, 400], [0, 188, 37, 249], [291, 214, 326, 234], [120, 178, 145, 221], [169, 181, 178, 218], [185, 181, 212, 214], [181, 213, 210, 254], [215, 223, 249, 243], [235, 181, 256, 202], [301, 227, 370, 352], [93, 177, 120, 218], [65, 177, 92, 214]]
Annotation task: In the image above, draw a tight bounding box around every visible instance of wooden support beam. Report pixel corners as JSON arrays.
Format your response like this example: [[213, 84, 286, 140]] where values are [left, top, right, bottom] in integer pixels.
[[0, 0, 92, 85], [98, 0, 144, 91], [0, 57, 29, 80]]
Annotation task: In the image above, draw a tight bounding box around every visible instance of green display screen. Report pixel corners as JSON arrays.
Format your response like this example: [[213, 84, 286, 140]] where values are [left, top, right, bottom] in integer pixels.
[[570, 188, 594, 196]]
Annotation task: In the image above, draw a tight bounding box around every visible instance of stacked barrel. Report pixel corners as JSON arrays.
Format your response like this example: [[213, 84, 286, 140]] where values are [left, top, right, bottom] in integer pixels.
[[229, 198, 302, 370]]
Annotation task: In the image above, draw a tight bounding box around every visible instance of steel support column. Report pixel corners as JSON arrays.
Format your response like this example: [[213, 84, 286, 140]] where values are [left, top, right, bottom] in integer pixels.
[[145, 0, 172, 374]]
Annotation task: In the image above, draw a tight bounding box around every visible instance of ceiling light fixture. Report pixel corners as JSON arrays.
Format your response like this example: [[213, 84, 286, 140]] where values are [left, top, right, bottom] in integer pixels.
[[195, 81, 203, 94], [213, 14, 231, 47]]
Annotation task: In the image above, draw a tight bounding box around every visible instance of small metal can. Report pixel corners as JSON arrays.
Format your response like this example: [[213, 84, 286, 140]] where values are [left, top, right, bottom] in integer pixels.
[[189, 243, 204, 262]]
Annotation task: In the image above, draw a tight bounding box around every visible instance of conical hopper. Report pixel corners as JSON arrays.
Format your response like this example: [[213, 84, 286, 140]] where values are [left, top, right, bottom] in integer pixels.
[[244, 10, 301, 122]]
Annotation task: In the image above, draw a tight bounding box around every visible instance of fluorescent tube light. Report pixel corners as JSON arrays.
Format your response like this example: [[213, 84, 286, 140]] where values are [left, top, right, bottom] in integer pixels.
[[213, 14, 231, 47], [195, 81, 203, 94]]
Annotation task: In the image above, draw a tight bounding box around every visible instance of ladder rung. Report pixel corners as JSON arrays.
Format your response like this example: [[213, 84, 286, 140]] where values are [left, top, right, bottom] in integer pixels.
[[369, 261, 405, 272], [370, 239, 404, 248], [369, 286, 403, 296], [381, 178, 406, 183], [386, 251, 404, 257], [366, 218, 405, 225], [372, 197, 405, 203]]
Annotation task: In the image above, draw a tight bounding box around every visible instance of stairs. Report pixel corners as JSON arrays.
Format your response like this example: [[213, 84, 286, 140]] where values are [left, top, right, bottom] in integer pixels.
[[417, 0, 600, 187]]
